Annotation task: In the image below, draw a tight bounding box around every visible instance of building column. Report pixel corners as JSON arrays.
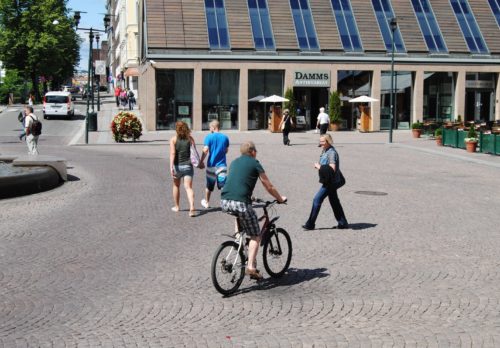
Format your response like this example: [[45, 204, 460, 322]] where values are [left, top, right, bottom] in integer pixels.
[[193, 66, 202, 131], [496, 73, 500, 121], [239, 68, 248, 131], [455, 70, 466, 121], [330, 67, 338, 93], [413, 70, 424, 123], [371, 69, 381, 131], [145, 66, 156, 131]]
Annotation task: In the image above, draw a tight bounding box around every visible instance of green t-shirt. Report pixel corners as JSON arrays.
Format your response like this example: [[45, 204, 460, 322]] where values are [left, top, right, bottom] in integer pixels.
[[221, 155, 264, 204]]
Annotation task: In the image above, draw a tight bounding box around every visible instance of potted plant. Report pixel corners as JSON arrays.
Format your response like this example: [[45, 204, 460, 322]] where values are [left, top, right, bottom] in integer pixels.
[[434, 127, 443, 146], [110, 111, 143, 142], [411, 121, 423, 138], [328, 90, 342, 131], [464, 124, 478, 153]]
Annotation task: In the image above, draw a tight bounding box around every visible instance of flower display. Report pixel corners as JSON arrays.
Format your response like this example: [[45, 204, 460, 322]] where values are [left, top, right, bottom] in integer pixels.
[[110, 111, 143, 142]]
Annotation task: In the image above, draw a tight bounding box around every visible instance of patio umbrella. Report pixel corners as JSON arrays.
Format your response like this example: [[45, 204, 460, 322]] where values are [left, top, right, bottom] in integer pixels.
[[248, 95, 266, 102], [259, 95, 289, 103], [348, 95, 379, 103]]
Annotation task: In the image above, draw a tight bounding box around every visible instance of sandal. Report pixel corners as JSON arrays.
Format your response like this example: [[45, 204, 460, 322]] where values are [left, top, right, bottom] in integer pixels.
[[189, 210, 196, 217], [245, 268, 263, 280]]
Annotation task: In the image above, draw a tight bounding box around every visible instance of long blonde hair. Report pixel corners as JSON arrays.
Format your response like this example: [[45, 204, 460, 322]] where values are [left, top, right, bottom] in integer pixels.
[[320, 133, 333, 146]]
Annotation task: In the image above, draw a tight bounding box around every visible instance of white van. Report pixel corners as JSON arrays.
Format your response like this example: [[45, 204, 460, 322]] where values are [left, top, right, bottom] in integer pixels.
[[43, 91, 75, 119]]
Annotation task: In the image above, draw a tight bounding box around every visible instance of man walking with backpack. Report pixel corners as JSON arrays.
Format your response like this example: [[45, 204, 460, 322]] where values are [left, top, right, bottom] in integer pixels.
[[24, 106, 41, 155]]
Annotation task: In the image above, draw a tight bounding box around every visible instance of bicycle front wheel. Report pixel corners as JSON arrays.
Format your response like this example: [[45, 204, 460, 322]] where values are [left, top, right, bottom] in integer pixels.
[[263, 228, 292, 278], [211, 241, 246, 295]]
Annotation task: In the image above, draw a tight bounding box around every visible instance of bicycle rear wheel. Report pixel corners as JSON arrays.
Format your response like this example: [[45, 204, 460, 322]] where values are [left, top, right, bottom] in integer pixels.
[[211, 241, 246, 295], [263, 228, 292, 278]]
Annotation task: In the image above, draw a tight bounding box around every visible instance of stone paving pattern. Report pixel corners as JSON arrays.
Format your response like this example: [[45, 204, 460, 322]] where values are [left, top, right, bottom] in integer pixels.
[[1, 103, 500, 346]]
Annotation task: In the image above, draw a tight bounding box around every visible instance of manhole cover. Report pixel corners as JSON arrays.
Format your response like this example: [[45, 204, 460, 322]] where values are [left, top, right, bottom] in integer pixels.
[[354, 191, 388, 196]]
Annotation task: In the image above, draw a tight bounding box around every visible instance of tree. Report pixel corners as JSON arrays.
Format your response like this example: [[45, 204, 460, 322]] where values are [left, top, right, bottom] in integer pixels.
[[0, 0, 80, 101]]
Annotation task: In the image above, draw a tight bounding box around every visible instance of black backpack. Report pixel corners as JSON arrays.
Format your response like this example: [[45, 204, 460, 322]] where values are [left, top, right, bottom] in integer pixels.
[[29, 115, 42, 136]]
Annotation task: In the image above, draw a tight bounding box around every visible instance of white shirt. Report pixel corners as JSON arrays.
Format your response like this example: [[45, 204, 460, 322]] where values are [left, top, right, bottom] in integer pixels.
[[317, 112, 330, 125], [24, 113, 38, 129]]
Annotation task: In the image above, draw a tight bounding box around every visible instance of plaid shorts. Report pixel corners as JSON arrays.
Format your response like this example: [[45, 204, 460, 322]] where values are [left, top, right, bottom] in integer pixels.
[[221, 199, 260, 236]]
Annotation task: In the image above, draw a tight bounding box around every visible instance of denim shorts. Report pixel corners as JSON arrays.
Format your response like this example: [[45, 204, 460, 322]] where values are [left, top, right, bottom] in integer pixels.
[[206, 166, 227, 191], [173, 164, 194, 179]]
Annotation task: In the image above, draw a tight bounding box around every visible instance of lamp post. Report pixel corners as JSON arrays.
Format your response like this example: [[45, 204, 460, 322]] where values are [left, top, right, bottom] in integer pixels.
[[96, 33, 101, 111], [73, 11, 110, 144], [389, 17, 397, 143]]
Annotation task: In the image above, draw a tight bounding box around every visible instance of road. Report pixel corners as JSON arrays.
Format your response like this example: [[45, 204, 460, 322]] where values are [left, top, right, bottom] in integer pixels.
[[1, 122, 500, 346], [0, 99, 88, 147]]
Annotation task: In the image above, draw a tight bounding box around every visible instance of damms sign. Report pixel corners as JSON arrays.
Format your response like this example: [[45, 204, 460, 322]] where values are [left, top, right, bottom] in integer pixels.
[[294, 70, 330, 87]]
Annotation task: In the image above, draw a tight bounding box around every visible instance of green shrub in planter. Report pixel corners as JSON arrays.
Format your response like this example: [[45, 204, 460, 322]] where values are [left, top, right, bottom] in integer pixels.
[[434, 127, 442, 137], [412, 121, 423, 129]]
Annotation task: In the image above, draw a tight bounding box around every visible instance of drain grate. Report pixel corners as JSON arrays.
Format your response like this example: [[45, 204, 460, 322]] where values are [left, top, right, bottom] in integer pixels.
[[354, 191, 388, 196]]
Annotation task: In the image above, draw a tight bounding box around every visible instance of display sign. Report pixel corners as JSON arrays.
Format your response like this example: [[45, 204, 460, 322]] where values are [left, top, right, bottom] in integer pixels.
[[294, 70, 330, 87], [466, 80, 494, 89], [178, 106, 189, 115], [95, 60, 106, 75]]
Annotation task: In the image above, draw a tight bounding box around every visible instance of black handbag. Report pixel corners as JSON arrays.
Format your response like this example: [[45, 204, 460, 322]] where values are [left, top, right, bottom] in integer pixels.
[[333, 170, 346, 189]]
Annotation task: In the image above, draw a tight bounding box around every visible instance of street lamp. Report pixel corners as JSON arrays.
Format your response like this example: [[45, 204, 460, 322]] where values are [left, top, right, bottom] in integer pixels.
[[389, 17, 397, 143], [95, 33, 101, 112], [73, 11, 110, 144]]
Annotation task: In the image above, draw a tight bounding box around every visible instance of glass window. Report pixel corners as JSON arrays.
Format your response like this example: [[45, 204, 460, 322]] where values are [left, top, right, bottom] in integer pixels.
[[248, 70, 284, 129], [156, 70, 194, 130], [202, 70, 239, 130], [330, 0, 363, 52], [248, 0, 275, 49], [204, 0, 230, 49], [489, 0, 500, 27], [410, 0, 448, 53], [423, 72, 454, 121], [289, 0, 320, 50], [371, 0, 406, 52], [450, 0, 489, 54]]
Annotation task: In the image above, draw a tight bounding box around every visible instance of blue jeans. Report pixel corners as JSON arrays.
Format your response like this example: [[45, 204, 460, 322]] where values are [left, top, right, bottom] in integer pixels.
[[304, 186, 347, 228]]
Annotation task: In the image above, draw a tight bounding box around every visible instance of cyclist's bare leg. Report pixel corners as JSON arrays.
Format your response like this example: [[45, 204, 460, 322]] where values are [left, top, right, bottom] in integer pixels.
[[247, 236, 261, 270]]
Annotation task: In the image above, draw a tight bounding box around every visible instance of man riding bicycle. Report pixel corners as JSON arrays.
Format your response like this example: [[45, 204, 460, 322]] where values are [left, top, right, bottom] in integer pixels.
[[221, 141, 286, 280]]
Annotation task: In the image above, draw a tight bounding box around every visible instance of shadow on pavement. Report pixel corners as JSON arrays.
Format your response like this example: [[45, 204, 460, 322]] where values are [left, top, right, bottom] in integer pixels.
[[67, 174, 80, 182], [224, 267, 329, 297]]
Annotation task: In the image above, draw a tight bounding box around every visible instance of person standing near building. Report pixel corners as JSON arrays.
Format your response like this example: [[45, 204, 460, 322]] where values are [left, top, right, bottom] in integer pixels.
[[278, 109, 294, 146], [24, 106, 39, 155], [127, 89, 135, 110], [316, 107, 330, 135], [221, 141, 287, 280], [199, 120, 230, 209], [302, 134, 348, 230], [114, 86, 121, 107], [18, 110, 26, 141]]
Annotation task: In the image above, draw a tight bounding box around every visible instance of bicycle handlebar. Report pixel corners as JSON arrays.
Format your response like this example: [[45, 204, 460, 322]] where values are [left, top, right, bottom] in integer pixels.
[[253, 198, 287, 206]]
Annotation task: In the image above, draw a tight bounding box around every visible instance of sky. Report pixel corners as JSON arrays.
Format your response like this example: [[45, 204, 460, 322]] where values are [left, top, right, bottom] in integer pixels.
[[67, 0, 107, 71]]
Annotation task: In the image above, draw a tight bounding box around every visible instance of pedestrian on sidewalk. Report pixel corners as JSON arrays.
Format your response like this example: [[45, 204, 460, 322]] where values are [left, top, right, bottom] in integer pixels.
[[114, 86, 121, 107], [119, 89, 128, 110], [302, 133, 348, 230], [24, 106, 40, 155], [18, 110, 26, 141], [127, 89, 135, 110], [199, 120, 230, 209], [278, 108, 294, 146]]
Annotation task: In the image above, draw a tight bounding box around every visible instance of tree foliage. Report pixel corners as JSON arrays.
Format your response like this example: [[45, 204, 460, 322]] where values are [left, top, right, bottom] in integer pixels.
[[0, 0, 80, 100], [329, 90, 342, 124]]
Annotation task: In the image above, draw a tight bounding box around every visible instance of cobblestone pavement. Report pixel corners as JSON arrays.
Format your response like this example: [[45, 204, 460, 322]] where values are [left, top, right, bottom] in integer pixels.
[[1, 126, 500, 347]]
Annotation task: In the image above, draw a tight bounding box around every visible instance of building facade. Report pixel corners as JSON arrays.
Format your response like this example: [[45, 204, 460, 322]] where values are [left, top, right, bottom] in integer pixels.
[[138, 0, 500, 132], [106, 0, 140, 92]]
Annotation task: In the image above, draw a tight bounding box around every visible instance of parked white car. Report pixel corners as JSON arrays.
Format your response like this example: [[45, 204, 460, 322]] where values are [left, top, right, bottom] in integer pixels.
[[43, 91, 75, 119]]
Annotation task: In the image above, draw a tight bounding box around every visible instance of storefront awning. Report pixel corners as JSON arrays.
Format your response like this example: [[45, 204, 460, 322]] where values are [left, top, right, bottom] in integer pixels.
[[124, 68, 139, 77]]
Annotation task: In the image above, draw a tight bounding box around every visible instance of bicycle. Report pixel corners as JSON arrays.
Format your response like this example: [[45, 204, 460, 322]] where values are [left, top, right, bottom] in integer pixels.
[[211, 198, 292, 295]]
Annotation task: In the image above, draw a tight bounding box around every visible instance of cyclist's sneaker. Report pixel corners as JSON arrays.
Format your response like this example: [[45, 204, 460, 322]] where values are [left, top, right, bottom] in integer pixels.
[[201, 199, 210, 209]]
